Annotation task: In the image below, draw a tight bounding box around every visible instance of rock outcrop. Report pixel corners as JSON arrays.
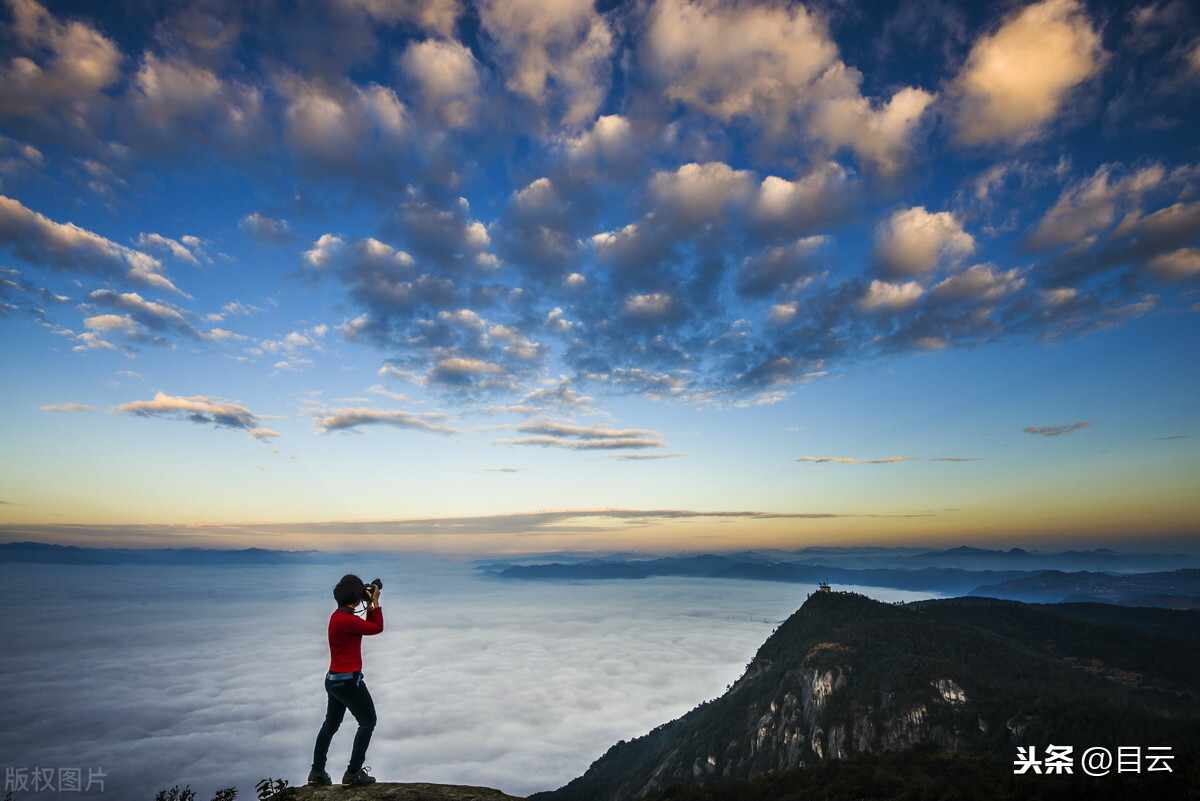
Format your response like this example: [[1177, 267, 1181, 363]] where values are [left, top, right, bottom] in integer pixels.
[[533, 591, 1200, 801], [278, 782, 524, 801]]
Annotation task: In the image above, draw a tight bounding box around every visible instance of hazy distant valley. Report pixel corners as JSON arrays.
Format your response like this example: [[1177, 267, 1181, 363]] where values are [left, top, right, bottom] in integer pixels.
[[479, 546, 1200, 608]]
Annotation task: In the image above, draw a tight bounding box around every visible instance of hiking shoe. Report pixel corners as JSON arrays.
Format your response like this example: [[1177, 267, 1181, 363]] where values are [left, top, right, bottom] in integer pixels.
[[307, 769, 332, 785], [342, 767, 376, 786]]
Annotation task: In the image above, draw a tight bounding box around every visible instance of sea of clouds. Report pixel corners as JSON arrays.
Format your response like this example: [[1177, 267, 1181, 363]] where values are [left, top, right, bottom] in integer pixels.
[[0, 558, 937, 799]]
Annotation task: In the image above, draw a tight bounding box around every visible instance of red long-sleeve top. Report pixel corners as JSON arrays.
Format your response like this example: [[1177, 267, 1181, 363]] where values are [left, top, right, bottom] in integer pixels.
[[328, 606, 384, 672]]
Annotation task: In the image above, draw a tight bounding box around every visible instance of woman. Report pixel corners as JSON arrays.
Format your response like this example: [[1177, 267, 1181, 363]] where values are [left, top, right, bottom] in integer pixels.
[[308, 574, 384, 786]]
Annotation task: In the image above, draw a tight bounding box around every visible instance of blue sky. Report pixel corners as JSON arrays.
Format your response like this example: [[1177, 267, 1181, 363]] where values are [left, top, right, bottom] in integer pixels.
[[0, 0, 1197, 552]]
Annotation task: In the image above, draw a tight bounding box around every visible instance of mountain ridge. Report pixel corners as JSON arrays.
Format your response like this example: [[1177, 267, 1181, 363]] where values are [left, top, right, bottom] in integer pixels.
[[533, 591, 1200, 801]]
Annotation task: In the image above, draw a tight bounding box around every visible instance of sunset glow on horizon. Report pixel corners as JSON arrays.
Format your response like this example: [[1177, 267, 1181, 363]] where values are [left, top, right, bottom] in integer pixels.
[[1, 0, 1197, 555]]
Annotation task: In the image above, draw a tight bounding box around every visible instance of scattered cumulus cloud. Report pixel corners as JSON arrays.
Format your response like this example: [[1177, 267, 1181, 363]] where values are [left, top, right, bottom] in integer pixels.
[[0, 0, 121, 123], [136, 232, 204, 265], [399, 38, 482, 130], [477, 0, 614, 129], [495, 420, 666, 451], [0, 195, 183, 294], [39, 402, 97, 412], [336, 0, 461, 37], [312, 407, 460, 435], [1147, 248, 1200, 281], [643, 0, 934, 172], [860, 279, 925, 311], [952, 0, 1103, 146], [1026, 163, 1166, 253], [1024, 422, 1092, 436], [873, 207, 975, 276], [931, 264, 1025, 302], [111, 392, 278, 440], [0, 0, 1193, 425]]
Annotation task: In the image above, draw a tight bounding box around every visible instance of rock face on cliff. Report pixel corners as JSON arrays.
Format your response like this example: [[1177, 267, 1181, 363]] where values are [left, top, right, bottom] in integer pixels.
[[534, 591, 1200, 801], [278, 782, 525, 801]]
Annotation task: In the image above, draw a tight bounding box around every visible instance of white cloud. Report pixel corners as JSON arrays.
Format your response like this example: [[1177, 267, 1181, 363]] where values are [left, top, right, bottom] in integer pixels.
[[931, 264, 1025, 301], [478, 0, 614, 128], [952, 0, 1103, 146], [400, 38, 481, 129], [86, 290, 198, 339], [365, 384, 412, 403], [128, 53, 264, 147], [1147, 248, 1200, 281], [494, 418, 666, 450], [645, 0, 835, 122], [767, 301, 798, 324], [649, 162, 756, 226], [0, 562, 906, 799], [312, 406, 459, 434], [1026, 163, 1166, 252], [336, 0, 462, 37], [562, 114, 633, 163], [624, 293, 673, 318], [278, 76, 409, 175], [753, 162, 854, 234], [303, 234, 345, 270], [0, 195, 184, 294], [860, 279, 925, 311], [488, 324, 544, 361], [112, 392, 278, 440], [1040, 287, 1079, 306], [512, 176, 556, 210], [252, 325, 329, 361], [39, 402, 97, 412], [428, 356, 507, 388], [545, 307, 577, 333], [520, 378, 593, 409], [644, 0, 933, 172], [873, 206, 975, 276], [808, 80, 935, 175], [0, 0, 121, 120], [83, 313, 139, 333], [136, 232, 202, 265]]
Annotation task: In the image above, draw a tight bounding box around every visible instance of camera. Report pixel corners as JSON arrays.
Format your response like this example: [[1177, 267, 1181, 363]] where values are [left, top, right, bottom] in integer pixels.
[[363, 578, 382, 601]]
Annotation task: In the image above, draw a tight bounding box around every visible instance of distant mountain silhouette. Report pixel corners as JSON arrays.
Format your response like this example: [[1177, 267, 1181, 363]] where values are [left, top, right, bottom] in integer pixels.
[[490, 550, 1200, 607], [533, 592, 1200, 801], [0, 540, 343, 565], [492, 555, 1039, 594], [971, 569, 1200, 606]]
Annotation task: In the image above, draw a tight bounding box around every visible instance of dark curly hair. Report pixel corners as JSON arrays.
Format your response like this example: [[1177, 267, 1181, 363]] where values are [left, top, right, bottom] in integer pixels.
[[333, 574, 365, 608]]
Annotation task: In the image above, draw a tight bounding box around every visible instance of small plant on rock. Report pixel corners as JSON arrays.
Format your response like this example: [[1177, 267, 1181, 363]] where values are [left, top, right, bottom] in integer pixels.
[[254, 777, 290, 801]]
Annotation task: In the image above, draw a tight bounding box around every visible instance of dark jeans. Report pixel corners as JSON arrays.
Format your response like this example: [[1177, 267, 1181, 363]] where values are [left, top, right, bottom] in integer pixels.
[[312, 671, 377, 774]]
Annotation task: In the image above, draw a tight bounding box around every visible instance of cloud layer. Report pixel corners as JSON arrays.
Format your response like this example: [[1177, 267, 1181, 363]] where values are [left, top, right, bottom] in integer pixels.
[[0, 0, 1193, 419], [0, 561, 935, 798]]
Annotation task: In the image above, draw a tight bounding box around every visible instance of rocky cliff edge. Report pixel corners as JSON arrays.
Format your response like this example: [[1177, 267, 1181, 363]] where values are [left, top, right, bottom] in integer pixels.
[[276, 782, 525, 801]]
